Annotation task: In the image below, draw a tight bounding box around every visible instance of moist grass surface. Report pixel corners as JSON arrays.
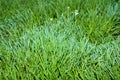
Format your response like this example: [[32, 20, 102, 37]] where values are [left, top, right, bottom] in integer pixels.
[[0, 0, 120, 80]]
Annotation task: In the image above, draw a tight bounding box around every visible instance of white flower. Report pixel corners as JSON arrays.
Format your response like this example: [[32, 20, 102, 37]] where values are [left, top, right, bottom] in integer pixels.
[[74, 10, 79, 16], [50, 18, 53, 21]]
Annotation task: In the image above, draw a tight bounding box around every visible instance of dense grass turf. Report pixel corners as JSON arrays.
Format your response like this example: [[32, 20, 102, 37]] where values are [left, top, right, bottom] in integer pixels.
[[0, 0, 120, 80]]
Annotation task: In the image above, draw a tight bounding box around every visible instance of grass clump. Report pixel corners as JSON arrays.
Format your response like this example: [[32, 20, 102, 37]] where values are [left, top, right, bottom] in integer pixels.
[[0, 0, 120, 80]]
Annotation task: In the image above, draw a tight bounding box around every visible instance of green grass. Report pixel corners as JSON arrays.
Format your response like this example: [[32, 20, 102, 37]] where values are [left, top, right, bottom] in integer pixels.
[[0, 0, 120, 80]]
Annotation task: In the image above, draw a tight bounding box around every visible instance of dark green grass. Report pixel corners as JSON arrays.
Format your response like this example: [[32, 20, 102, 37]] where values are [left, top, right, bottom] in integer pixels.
[[0, 0, 120, 80]]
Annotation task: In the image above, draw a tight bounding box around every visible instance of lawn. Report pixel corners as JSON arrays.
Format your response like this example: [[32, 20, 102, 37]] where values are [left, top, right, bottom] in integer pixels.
[[0, 0, 120, 80]]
